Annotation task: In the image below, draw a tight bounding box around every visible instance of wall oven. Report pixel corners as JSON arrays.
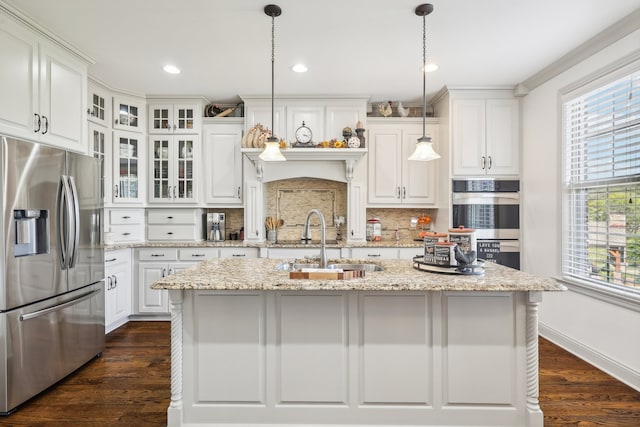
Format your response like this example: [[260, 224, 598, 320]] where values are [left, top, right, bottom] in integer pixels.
[[452, 179, 520, 269]]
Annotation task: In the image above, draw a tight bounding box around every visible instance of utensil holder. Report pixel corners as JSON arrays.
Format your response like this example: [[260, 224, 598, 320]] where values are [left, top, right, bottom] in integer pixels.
[[267, 230, 277, 243]]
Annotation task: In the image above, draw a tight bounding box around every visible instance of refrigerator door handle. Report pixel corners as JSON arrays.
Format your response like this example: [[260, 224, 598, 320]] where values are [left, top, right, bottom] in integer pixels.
[[19, 288, 101, 322], [57, 176, 71, 269], [67, 176, 80, 268]]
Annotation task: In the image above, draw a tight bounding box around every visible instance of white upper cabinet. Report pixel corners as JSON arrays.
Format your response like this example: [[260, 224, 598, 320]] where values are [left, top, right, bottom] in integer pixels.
[[287, 106, 324, 143], [113, 95, 146, 133], [367, 118, 438, 206], [87, 80, 111, 127], [203, 120, 243, 205], [0, 13, 88, 152], [148, 102, 201, 134], [112, 130, 145, 204], [148, 135, 199, 204], [452, 97, 519, 176]]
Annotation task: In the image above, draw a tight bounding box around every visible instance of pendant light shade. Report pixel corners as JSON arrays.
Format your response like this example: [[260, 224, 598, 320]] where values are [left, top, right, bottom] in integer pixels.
[[259, 141, 286, 161], [409, 3, 440, 162], [408, 136, 440, 161], [260, 4, 286, 162]]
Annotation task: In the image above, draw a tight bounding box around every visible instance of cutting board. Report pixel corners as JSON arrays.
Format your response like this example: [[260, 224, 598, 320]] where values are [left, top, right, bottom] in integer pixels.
[[289, 270, 365, 280]]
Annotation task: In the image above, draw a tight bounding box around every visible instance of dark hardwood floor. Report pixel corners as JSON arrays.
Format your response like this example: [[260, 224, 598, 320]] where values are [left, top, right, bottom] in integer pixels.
[[0, 322, 638, 426]]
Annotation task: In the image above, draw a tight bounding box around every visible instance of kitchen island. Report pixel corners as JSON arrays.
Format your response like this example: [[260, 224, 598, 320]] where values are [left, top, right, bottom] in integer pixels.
[[152, 257, 564, 427]]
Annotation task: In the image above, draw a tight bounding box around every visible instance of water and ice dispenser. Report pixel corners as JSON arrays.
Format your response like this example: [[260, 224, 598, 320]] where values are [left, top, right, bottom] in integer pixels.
[[14, 209, 49, 257]]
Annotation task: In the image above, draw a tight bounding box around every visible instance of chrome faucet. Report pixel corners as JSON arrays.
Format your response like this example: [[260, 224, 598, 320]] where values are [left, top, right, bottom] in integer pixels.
[[304, 209, 327, 268]]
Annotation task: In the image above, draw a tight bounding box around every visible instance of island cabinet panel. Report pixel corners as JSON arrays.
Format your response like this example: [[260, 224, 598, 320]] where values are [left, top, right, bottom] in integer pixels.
[[178, 289, 533, 427], [361, 294, 431, 404], [277, 294, 348, 403], [193, 293, 265, 403], [443, 292, 522, 406]]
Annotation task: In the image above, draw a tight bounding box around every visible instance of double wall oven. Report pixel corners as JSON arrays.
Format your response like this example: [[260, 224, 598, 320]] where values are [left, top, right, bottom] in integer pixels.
[[452, 179, 520, 269]]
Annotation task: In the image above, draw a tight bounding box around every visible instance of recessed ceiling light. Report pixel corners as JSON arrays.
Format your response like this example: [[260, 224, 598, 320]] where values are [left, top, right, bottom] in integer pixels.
[[291, 64, 308, 73], [423, 63, 438, 72], [163, 64, 181, 74]]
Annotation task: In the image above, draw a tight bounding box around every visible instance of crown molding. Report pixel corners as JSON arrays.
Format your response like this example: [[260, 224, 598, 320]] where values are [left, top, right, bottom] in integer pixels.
[[519, 8, 640, 93]]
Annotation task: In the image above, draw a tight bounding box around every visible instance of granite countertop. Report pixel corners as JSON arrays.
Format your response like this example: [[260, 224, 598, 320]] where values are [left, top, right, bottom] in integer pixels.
[[151, 257, 566, 292], [105, 238, 424, 251]]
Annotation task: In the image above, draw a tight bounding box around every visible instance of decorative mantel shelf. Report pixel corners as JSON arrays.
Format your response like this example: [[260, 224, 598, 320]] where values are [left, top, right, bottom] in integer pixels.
[[242, 148, 367, 182]]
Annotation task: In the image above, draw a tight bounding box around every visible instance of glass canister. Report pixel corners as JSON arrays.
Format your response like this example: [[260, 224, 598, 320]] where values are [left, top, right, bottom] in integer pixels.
[[366, 218, 382, 241]]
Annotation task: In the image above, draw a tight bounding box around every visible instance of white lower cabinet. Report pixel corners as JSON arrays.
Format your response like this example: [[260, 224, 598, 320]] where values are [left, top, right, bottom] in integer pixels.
[[350, 247, 400, 259], [136, 248, 192, 316], [267, 247, 342, 260], [219, 247, 259, 259], [104, 249, 132, 333]]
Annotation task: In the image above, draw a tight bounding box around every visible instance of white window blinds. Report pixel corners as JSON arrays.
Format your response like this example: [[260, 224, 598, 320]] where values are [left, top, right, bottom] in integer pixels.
[[563, 69, 640, 290]]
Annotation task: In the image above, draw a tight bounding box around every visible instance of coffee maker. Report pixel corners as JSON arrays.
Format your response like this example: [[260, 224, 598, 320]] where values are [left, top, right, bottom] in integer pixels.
[[206, 212, 226, 241]]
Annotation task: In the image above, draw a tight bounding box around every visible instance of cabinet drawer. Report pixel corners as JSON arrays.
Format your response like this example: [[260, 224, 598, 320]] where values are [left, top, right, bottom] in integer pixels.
[[179, 248, 218, 261], [268, 248, 342, 259], [147, 225, 199, 241], [398, 247, 423, 260], [108, 225, 145, 243], [138, 248, 178, 261], [104, 249, 131, 266], [109, 209, 145, 225], [147, 209, 199, 224], [350, 247, 399, 259], [219, 248, 259, 259]]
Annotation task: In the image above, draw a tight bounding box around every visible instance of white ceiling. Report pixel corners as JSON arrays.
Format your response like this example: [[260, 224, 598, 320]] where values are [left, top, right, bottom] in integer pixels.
[[5, 0, 640, 104]]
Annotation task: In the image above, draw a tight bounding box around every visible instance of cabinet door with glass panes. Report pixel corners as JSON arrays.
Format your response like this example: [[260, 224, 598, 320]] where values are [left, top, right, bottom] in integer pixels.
[[113, 95, 145, 133], [112, 130, 145, 204], [89, 122, 111, 204], [148, 103, 200, 134], [148, 135, 198, 204], [87, 81, 110, 127]]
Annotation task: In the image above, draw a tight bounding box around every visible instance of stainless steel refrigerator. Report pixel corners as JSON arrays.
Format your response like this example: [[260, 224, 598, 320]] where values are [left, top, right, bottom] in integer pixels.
[[0, 136, 105, 414]]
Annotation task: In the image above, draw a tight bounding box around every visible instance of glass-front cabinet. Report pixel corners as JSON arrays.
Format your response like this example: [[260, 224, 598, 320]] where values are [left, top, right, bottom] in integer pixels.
[[113, 95, 146, 133], [148, 102, 200, 134], [87, 81, 110, 127], [89, 122, 111, 202], [148, 135, 198, 204], [112, 131, 145, 204]]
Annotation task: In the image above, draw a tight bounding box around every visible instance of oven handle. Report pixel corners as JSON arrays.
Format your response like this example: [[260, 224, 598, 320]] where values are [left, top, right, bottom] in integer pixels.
[[452, 193, 520, 204], [19, 288, 101, 321]]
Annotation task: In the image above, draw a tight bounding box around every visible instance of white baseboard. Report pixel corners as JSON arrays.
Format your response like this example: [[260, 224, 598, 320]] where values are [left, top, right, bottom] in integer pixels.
[[539, 323, 640, 391]]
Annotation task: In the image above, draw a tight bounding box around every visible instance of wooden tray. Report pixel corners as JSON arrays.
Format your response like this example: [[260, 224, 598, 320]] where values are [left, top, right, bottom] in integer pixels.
[[289, 270, 365, 280]]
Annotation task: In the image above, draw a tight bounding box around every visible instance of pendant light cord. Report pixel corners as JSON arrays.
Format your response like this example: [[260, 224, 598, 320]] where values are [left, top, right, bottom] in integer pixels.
[[422, 12, 427, 139], [270, 13, 276, 141]]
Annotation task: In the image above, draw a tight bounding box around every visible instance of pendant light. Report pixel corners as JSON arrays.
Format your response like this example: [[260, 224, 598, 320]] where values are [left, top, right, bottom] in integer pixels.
[[408, 4, 441, 162], [260, 4, 286, 162]]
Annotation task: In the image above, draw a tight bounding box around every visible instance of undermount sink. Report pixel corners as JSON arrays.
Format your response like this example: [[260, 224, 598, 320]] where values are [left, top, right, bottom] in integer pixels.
[[284, 262, 385, 272]]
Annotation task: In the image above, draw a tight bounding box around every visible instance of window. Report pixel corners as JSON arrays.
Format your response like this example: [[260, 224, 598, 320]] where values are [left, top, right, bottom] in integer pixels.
[[563, 68, 640, 292]]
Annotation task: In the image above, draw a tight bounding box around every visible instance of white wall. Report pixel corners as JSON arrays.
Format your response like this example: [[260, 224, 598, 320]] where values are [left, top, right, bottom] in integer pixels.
[[521, 28, 640, 391]]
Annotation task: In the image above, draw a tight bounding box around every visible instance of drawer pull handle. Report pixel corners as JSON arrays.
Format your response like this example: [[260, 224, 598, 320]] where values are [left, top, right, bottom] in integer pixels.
[[167, 232, 174, 235], [368, 254, 381, 257], [232, 254, 246, 257], [191, 254, 205, 257], [167, 216, 174, 219], [151, 254, 165, 257], [105, 258, 117, 263], [122, 216, 131, 219], [123, 232, 131, 236]]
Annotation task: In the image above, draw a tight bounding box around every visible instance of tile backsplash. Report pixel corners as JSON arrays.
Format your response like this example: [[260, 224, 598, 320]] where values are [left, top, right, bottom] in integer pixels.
[[206, 178, 440, 243]]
